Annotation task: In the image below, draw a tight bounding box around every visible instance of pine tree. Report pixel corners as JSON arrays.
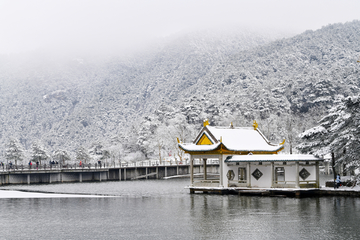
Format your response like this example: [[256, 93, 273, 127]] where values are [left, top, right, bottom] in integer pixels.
[[5, 138, 24, 165], [31, 142, 50, 165], [52, 149, 71, 165], [89, 142, 104, 163], [101, 150, 111, 165], [298, 95, 360, 176], [76, 146, 90, 164]]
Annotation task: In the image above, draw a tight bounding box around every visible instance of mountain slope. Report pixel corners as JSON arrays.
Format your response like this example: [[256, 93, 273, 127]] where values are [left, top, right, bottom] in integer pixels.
[[137, 20, 360, 158], [0, 26, 284, 159], [1, 21, 359, 161]]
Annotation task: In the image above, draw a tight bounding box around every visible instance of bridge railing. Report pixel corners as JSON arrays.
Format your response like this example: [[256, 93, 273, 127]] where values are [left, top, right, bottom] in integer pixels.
[[0, 159, 219, 172], [0, 163, 94, 171]]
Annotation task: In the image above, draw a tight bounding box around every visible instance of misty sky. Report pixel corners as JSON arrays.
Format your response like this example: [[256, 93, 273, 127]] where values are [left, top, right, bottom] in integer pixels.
[[0, 0, 359, 55]]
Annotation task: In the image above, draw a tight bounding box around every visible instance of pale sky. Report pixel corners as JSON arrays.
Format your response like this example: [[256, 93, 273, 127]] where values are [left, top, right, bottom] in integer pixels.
[[0, 0, 359, 55]]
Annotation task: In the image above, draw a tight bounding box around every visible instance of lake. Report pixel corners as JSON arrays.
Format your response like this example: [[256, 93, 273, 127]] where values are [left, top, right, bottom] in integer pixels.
[[1, 178, 360, 239]]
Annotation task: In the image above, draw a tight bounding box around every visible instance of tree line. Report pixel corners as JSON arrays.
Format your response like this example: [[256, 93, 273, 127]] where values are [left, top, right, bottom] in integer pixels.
[[4, 139, 115, 166]]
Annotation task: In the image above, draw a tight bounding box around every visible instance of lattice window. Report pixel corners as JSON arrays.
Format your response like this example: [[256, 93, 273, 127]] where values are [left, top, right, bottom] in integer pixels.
[[275, 167, 285, 182], [238, 167, 247, 181], [227, 170, 235, 180]]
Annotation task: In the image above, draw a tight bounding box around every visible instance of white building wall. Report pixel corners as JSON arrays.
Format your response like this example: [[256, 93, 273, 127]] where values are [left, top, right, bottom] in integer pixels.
[[223, 161, 231, 187], [299, 165, 316, 182], [282, 164, 296, 182], [278, 164, 317, 183], [223, 161, 318, 188], [224, 162, 273, 188], [250, 164, 272, 188], [223, 161, 248, 187]]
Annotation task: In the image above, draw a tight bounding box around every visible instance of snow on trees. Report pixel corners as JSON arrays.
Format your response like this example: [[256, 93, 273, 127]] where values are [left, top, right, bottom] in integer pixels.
[[5, 138, 24, 165], [298, 95, 360, 175], [88, 142, 110, 164], [1, 21, 360, 163], [31, 142, 50, 164], [136, 116, 159, 159], [52, 149, 71, 165], [101, 150, 111, 165], [76, 146, 90, 164]]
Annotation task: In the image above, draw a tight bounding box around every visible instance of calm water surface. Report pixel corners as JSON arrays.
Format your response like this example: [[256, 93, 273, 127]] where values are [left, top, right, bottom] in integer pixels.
[[1, 178, 360, 240]]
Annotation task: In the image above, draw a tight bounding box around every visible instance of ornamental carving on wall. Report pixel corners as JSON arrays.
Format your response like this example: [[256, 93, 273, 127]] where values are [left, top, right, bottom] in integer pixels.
[[252, 168, 263, 180], [299, 168, 311, 180]]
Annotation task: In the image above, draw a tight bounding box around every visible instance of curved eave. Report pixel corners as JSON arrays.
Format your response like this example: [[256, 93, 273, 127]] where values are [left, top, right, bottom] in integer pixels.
[[178, 143, 222, 153], [178, 143, 284, 154], [225, 154, 324, 163], [222, 144, 284, 153]]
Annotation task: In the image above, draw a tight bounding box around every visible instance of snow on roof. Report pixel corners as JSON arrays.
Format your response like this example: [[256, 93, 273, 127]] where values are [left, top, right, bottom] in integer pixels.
[[179, 142, 221, 152], [179, 126, 283, 153], [225, 154, 324, 162], [207, 126, 280, 151]]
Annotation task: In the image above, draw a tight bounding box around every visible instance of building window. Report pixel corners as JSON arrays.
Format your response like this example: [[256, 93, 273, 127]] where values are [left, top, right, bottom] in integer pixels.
[[238, 167, 247, 182], [275, 167, 285, 182], [227, 170, 235, 180]]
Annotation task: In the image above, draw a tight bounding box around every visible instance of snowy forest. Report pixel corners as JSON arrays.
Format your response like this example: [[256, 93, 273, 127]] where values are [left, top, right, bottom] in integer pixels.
[[1, 21, 360, 168]]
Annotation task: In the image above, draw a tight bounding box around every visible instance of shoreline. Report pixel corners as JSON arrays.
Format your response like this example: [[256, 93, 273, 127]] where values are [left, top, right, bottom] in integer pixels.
[[0, 189, 114, 198], [188, 185, 360, 197]]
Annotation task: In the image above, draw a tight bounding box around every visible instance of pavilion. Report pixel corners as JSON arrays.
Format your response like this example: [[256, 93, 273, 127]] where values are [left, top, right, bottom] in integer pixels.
[[178, 120, 324, 193]]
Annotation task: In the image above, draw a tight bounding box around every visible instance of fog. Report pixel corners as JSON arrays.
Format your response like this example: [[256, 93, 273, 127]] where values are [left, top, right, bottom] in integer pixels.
[[1, 0, 359, 55]]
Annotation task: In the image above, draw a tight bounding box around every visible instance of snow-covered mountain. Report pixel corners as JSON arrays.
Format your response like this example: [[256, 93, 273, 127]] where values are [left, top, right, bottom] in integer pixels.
[[1, 21, 359, 162]]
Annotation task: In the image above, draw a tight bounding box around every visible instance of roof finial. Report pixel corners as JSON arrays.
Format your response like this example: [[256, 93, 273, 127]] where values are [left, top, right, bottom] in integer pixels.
[[203, 119, 209, 127], [252, 120, 258, 130]]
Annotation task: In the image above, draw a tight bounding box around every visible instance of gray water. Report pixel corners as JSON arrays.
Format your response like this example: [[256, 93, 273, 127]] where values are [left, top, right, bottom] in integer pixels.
[[1, 178, 360, 240]]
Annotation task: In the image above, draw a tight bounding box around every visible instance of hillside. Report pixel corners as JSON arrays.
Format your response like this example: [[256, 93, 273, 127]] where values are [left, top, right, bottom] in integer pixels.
[[137, 20, 360, 159], [1, 21, 359, 162], [0, 26, 285, 161]]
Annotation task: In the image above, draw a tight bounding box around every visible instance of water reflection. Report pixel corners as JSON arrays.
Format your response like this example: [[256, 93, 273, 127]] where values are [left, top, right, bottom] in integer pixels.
[[188, 193, 360, 240], [1, 179, 360, 239]]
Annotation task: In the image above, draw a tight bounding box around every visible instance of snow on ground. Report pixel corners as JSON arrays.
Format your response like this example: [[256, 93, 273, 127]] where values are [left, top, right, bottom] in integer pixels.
[[0, 190, 110, 198], [321, 185, 360, 191]]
